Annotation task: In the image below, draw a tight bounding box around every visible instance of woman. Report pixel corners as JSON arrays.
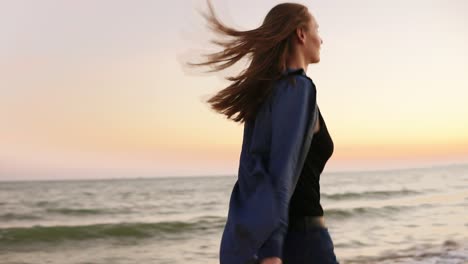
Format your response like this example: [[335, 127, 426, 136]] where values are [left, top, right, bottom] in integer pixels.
[[189, 1, 339, 264]]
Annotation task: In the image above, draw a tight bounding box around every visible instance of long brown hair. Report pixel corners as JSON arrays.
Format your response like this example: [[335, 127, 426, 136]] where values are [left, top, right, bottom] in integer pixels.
[[189, 1, 311, 123]]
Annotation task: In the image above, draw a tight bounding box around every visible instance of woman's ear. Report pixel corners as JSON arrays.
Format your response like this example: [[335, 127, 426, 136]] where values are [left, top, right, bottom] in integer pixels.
[[295, 27, 306, 45]]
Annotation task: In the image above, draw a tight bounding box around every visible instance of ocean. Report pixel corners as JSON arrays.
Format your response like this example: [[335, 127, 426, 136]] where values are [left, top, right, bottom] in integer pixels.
[[1, 163, 467, 264]]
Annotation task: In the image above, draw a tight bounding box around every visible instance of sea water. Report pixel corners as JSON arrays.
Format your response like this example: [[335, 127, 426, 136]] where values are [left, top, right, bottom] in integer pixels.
[[1, 163, 467, 264]]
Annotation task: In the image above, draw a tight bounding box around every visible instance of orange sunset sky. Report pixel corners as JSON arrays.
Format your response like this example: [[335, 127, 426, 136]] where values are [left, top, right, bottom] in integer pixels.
[[1, 0, 467, 181]]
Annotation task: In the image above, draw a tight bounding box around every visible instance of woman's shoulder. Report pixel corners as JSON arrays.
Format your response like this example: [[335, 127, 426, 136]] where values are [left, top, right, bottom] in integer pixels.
[[275, 68, 316, 91], [272, 70, 316, 99]]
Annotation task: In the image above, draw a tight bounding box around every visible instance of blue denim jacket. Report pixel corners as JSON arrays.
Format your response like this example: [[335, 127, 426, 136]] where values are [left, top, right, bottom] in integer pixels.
[[219, 68, 319, 264]]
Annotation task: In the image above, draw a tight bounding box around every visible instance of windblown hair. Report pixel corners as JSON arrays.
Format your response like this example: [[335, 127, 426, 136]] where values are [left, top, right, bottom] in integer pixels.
[[189, 1, 311, 123]]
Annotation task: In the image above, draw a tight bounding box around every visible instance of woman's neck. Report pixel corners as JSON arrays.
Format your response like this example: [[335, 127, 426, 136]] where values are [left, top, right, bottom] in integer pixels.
[[286, 50, 308, 72]]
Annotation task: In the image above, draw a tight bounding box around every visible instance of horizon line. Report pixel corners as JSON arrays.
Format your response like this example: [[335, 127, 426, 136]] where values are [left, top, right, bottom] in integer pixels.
[[1, 161, 467, 183]]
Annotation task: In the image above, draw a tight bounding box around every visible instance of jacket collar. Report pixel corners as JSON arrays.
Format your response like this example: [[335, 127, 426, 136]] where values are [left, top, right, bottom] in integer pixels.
[[282, 67, 306, 76]]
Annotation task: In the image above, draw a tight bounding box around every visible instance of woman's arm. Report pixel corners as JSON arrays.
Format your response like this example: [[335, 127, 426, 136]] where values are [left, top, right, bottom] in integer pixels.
[[256, 75, 317, 261]]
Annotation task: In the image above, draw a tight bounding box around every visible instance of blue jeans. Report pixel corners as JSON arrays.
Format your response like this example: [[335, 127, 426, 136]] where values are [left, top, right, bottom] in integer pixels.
[[282, 226, 340, 264]]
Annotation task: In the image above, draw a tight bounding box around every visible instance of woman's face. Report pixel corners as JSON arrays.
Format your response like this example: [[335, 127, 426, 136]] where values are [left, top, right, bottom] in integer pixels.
[[304, 13, 323, 63]]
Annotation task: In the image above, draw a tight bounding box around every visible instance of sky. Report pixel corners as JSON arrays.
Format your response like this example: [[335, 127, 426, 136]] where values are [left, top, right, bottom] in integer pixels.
[[1, 0, 467, 181]]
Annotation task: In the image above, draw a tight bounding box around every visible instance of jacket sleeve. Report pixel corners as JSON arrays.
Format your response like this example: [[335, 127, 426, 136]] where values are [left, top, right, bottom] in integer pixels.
[[256, 76, 317, 260]]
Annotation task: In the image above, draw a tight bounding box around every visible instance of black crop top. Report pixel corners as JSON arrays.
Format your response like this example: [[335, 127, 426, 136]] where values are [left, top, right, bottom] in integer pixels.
[[288, 106, 334, 218]]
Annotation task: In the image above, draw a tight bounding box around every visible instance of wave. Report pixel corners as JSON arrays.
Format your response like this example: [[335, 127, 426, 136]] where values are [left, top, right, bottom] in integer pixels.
[[322, 189, 421, 201], [343, 239, 467, 264], [0, 204, 424, 246], [324, 204, 424, 219], [0, 216, 226, 245], [0, 207, 130, 221], [45, 208, 131, 216], [0, 213, 42, 221]]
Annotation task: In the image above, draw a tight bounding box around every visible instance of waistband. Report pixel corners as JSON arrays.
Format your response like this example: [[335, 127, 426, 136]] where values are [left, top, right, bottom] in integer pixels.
[[288, 216, 327, 231]]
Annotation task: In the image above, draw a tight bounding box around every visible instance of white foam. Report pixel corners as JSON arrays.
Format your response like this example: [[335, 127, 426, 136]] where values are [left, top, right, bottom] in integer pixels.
[[342, 239, 468, 264]]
